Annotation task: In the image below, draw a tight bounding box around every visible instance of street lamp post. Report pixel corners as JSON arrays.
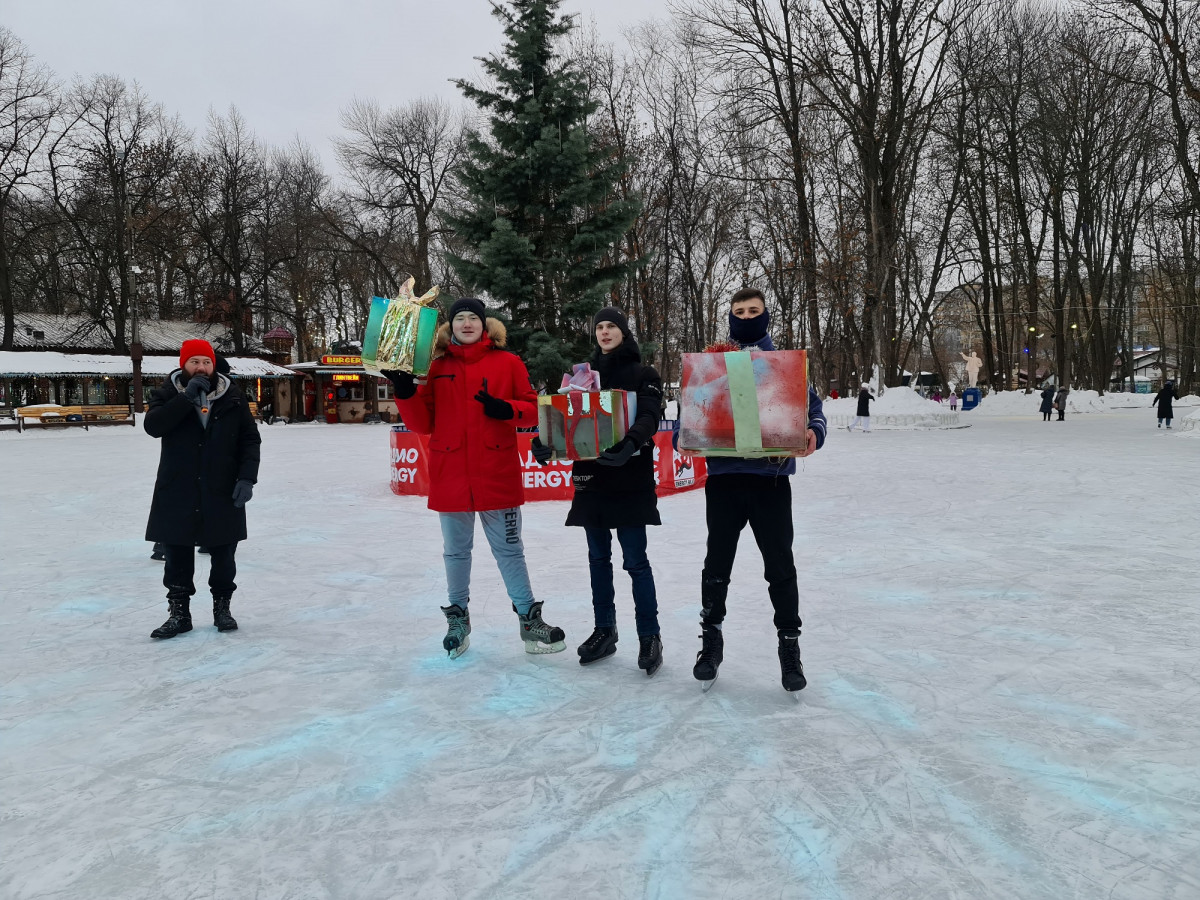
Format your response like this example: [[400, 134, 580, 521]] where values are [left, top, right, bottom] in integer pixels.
[[128, 265, 144, 413]]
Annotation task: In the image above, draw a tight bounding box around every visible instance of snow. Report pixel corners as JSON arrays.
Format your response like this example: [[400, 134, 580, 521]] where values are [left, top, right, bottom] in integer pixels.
[[2, 411, 1198, 899], [965, 389, 1200, 417], [822, 386, 961, 429]]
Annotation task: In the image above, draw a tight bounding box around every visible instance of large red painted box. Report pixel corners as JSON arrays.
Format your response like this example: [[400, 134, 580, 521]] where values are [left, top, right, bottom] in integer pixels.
[[678, 349, 810, 456]]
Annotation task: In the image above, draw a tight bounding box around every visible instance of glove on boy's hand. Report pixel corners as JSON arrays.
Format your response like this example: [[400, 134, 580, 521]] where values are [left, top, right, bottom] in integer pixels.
[[184, 375, 210, 402], [530, 437, 554, 466], [382, 370, 417, 399], [474, 379, 514, 420], [597, 438, 639, 467], [232, 479, 254, 508]]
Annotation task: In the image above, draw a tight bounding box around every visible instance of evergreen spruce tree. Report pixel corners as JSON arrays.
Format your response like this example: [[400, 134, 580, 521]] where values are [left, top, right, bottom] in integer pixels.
[[447, 0, 640, 387]]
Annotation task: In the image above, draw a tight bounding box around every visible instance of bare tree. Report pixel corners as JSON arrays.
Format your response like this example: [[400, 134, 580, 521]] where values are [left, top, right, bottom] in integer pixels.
[[0, 28, 56, 350], [336, 97, 465, 293]]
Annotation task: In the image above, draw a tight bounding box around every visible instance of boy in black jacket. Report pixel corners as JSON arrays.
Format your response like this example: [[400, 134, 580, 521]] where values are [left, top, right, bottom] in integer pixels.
[[534, 307, 665, 674]]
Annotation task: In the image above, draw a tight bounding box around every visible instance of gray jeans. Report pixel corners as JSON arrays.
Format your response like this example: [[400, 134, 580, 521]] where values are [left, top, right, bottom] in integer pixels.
[[438, 508, 535, 615]]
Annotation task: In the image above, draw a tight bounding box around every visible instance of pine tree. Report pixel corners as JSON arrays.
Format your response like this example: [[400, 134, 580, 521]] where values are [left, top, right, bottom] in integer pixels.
[[447, 0, 640, 386]]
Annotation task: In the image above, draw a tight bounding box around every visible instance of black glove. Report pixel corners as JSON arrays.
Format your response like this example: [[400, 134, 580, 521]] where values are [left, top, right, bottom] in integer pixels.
[[382, 370, 417, 400], [232, 479, 254, 508], [531, 437, 554, 466], [597, 438, 640, 467], [474, 379, 514, 420], [184, 375, 210, 402]]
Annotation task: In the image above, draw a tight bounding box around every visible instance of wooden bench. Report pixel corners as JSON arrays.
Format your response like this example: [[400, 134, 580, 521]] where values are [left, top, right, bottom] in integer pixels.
[[82, 404, 135, 427], [17, 405, 84, 429], [15, 404, 134, 431], [248, 401, 258, 419]]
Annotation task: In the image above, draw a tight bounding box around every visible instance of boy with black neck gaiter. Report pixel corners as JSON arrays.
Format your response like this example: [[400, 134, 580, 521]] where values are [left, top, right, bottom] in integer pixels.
[[688, 288, 827, 692]]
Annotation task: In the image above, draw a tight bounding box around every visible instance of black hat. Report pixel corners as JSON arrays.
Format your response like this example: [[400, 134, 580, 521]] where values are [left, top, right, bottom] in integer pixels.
[[593, 306, 632, 339], [448, 297, 487, 324]]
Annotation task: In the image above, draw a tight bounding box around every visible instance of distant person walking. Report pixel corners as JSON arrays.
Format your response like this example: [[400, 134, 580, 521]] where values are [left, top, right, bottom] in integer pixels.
[[1152, 381, 1178, 428], [848, 383, 874, 433], [1040, 386, 1055, 422], [1054, 386, 1069, 421], [948, 391, 958, 411]]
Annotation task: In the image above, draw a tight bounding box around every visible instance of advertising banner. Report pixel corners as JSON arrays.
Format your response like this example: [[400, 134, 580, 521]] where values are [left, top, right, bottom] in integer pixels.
[[389, 427, 705, 501]]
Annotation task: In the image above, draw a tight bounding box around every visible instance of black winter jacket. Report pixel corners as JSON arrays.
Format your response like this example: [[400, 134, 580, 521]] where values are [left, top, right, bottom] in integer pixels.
[[856, 388, 874, 417], [144, 371, 262, 546], [1153, 385, 1177, 418], [565, 340, 663, 529], [1040, 387, 1055, 414]]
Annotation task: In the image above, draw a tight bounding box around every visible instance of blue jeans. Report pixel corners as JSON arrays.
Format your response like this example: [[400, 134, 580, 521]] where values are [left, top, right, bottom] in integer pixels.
[[438, 509, 535, 615], [584, 526, 659, 636]]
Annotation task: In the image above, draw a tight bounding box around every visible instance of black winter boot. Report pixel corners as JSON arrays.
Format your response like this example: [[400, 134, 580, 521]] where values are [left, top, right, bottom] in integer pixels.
[[150, 542, 166, 561], [213, 595, 238, 632], [638, 634, 663, 676], [577, 626, 618, 665], [693, 624, 723, 682], [151, 597, 192, 639], [778, 634, 807, 692]]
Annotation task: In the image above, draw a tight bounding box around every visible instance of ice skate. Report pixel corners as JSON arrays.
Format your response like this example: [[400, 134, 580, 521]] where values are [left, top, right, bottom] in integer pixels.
[[694, 623, 723, 689], [778, 634, 807, 693], [577, 626, 617, 665], [515, 601, 566, 654], [151, 596, 192, 639], [638, 634, 663, 677], [441, 604, 471, 659]]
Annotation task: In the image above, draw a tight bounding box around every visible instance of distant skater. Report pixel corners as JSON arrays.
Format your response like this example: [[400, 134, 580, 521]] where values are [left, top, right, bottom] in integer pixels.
[[1152, 381, 1178, 429], [848, 383, 874, 432], [1040, 386, 1055, 422]]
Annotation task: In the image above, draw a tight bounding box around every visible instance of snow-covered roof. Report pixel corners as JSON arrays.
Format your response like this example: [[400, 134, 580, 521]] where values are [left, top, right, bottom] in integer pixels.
[[9, 313, 268, 354], [0, 351, 296, 378]]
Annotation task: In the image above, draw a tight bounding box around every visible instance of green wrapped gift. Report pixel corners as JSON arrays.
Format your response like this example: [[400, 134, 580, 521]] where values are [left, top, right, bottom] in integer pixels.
[[361, 278, 440, 377]]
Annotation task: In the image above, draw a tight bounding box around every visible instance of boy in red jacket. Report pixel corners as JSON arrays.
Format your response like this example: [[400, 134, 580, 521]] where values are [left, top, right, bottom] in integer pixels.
[[386, 298, 566, 658]]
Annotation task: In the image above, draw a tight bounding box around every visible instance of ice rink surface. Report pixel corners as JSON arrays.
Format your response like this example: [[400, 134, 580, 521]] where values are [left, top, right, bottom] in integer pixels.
[[2, 407, 1197, 900]]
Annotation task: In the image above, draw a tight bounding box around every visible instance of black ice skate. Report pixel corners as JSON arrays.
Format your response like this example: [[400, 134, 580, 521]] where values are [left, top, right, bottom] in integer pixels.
[[693, 624, 723, 691], [151, 596, 192, 639], [577, 626, 618, 665], [638, 634, 663, 677], [515, 602, 565, 654], [213, 596, 238, 632], [441, 604, 471, 659], [778, 634, 807, 693]]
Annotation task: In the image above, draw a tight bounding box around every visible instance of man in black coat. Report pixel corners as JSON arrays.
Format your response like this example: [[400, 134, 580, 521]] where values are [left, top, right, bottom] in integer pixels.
[[532, 307, 665, 675], [145, 339, 261, 639]]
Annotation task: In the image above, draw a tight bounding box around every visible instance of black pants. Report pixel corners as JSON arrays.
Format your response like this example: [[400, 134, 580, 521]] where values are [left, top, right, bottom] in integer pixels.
[[163, 543, 237, 600], [701, 474, 801, 636], [1042, 411, 1051, 421]]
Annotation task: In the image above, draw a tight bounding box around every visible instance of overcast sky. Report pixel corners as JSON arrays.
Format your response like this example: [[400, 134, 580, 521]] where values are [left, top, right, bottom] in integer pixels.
[[5, 0, 675, 174]]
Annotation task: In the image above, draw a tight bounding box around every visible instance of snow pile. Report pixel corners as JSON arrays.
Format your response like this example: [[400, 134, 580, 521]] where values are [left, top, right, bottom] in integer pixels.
[[971, 389, 1200, 416], [821, 386, 959, 428], [873, 385, 949, 414], [969, 389, 1100, 416]]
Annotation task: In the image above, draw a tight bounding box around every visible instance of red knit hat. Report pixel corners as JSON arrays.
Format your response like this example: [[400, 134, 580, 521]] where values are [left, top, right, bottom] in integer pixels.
[[180, 339, 216, 369]]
